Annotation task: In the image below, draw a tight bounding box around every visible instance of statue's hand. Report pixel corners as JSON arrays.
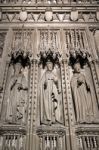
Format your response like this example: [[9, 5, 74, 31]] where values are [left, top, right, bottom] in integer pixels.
[[77, 76, 85, 85], [86, 83, 90, 91], [57, 89, 61, 94]]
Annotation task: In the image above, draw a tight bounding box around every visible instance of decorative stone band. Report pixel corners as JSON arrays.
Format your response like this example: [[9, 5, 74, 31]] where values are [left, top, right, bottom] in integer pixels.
[[0, 0, 98, 4], [36, 125, 66, 150], [0, 124, 26, 135], [76, 125, 99, 149], [36, 125, 66, 137]]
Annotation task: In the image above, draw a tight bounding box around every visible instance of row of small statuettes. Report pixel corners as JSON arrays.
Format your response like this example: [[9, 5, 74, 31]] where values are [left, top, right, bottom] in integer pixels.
[[1, 59, 99, 125]]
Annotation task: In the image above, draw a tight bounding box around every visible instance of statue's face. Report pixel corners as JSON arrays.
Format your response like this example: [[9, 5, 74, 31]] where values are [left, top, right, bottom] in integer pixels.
[[46, 62, 53, 71], [14, 62, 22, 75], [74, 63, 81, 73]]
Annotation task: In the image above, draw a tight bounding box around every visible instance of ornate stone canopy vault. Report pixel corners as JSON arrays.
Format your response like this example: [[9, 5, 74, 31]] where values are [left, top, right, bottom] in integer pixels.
[[0, 0, 99, 150]]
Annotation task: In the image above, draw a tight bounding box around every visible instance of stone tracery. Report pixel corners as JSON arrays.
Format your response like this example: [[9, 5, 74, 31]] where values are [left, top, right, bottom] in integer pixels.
[[0, 8, 98, 149]]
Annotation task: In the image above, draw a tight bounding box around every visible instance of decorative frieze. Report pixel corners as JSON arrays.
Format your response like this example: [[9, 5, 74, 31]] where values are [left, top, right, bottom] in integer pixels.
[[0, 0, 98, 4], [0, 8, 98, 23]]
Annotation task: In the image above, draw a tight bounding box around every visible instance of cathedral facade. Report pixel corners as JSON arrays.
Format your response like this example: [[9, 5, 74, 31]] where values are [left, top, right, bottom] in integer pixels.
[[0, 0, 99, 149]]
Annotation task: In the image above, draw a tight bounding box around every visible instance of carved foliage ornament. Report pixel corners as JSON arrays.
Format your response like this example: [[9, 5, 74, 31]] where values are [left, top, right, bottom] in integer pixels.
[[38, 49, 61, 68], [8, 49, 33, 67], [69, 48, 91, 68]]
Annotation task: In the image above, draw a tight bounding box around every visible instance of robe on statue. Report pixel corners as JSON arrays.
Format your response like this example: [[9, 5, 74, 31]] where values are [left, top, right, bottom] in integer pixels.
[[6, 73, 27, 124], [71, 73, 95, 123], [40, 70, 61, 125]]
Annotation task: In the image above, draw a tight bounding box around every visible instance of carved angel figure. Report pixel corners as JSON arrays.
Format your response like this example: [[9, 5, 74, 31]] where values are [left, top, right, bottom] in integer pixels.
[[5, 60, 28, 124], [40, 60, 62, 125]]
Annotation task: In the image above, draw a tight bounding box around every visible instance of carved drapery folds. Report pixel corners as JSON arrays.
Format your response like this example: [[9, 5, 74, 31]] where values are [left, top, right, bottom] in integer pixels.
[[69, 49, 99, 124], [38, 49, 63, 125], [0, 27, 99, 150], [36, 49, 66, 150], [0, 45, 33, 149], [1, 48, 32, 126], [0, 32, 6, 57]]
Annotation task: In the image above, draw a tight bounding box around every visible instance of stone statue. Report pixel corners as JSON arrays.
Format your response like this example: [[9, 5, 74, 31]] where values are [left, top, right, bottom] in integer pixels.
[[40, 60, 62, 125], [71, 62, 95, 123], [5, 60, 28, 124]]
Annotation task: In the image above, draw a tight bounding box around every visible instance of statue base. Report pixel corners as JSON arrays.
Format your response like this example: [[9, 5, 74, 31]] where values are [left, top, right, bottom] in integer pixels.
[[36, 125, 66, 150]]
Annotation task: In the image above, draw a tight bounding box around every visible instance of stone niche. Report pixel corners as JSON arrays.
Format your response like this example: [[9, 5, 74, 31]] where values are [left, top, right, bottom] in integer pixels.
[[0, 47, 32, 150]]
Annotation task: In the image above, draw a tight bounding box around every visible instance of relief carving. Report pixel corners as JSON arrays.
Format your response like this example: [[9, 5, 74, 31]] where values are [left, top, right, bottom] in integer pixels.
[[71, 62, 95, 123], [0, 32, 6, 57], [1, 50, 31, 125], [38, 50, 63, 125], [6, 59, 28, 124], [70, 51, 99, 124]]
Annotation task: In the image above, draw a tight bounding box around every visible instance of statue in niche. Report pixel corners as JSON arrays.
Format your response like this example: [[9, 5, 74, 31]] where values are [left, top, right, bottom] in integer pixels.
[[5, 58, 28, 125], [39, 59, 62, 125], [71, 62, 96, 124]]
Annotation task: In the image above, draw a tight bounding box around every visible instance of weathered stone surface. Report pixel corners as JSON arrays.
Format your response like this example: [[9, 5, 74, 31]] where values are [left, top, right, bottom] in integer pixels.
[[0, 1, 99, 150]]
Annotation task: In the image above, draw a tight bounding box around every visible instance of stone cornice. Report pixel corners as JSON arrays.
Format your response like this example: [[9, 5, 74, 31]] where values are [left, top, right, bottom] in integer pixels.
[[36, 125, 66, 137], [0, 124, 26, 135], [0, 5, 99, 11]]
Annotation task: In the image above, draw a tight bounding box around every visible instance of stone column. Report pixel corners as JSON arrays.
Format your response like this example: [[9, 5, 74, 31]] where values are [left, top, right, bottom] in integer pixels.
[[60, 58, 78, 150], [88, 59, 99, 108], [26, 59, 39, 150]]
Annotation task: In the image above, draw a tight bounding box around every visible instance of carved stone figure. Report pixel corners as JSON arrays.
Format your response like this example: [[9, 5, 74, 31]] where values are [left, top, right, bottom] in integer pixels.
[[5, 60, 28, 124], [71, 62, 95, 123], [40, 60, 62, 125]]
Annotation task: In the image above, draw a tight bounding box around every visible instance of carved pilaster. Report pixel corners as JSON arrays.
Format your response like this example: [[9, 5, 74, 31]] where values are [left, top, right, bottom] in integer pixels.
[[88, 59, 99, 108], [62, 58, 78, 150], [89, 28, 99, 82], [0, 62, 9, 120], [26, 63, 33, 150], [0, 28, 13, 87], [27, 59, 39, 150]]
